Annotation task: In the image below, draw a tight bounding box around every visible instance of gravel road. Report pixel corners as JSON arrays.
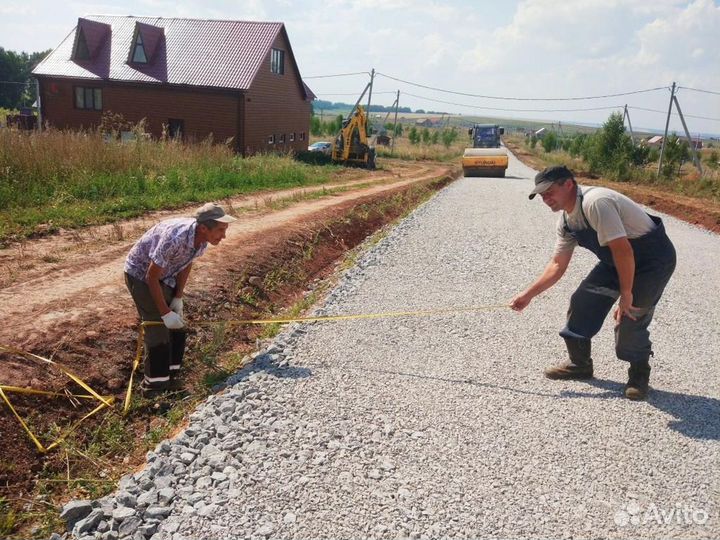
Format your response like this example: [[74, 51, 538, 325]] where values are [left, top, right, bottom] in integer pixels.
[[63, 152, 719, 540]]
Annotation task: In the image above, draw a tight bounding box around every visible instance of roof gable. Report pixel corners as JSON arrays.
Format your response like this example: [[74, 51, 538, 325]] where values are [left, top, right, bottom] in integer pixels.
[[72, 18, 111, 61], [33, 15, 300, 91]]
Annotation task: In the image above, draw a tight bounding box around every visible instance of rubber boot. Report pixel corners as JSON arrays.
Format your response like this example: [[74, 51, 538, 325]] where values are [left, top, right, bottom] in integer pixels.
[[545, 337, 594, 380], [141, 343, 174, 398], [625, 361, 651, 401], [169, 330, 187, 379]]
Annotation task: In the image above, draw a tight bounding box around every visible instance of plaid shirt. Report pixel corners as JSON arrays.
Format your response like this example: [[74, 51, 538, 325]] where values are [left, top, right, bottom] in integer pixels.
[[124, 218, 207, 288]]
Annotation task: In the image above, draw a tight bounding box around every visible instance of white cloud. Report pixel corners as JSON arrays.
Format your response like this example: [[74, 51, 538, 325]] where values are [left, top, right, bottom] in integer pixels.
[[2, 0, 718, 133]]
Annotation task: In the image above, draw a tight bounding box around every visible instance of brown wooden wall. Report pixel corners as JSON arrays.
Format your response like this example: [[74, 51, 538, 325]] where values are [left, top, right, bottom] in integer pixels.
[[244, 31, 311, 155], [38, 78, 241, 147]]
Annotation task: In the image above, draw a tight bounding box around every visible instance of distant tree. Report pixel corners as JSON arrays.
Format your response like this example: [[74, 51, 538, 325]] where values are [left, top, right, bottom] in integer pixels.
[[661, 133, 690, 177], [441, 127, 458, 148], [542, 131, 559, 153], [421, 128, 431, 144], [394, 123, 403, 136], [311, 116, 322, 136], [0, 47, 51, 108], [408, 126, 420, 145]]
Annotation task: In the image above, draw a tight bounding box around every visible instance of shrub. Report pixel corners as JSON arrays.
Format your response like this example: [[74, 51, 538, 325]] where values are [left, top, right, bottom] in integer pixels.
[[541, 131, 559, 153], [295, 150, 332, 165], [441, 127, 458, 148], [408, 126, 420, 145]]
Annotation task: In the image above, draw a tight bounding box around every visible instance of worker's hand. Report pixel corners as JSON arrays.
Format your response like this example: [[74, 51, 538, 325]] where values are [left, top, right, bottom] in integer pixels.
[[614, 292, 639, 323], [510, 292, 533, 312], [161, 311, 185, 329], [169, 297, 184, 318]]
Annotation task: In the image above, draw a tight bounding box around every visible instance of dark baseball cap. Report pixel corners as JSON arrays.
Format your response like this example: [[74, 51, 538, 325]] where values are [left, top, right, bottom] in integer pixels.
[[528, 165, 574, 200], [194, 202, 237, 223]]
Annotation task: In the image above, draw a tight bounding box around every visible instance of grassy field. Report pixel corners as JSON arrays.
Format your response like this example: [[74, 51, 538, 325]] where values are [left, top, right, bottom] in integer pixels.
[[0, 127, 341, 243]]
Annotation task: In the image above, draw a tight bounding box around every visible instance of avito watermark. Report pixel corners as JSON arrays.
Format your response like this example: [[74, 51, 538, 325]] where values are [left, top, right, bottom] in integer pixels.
[[614, 501, 709, 527]]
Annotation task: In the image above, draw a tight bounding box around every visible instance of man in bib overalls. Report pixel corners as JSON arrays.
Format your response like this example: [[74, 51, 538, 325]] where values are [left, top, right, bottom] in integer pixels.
[[510, 166, 676, 400]]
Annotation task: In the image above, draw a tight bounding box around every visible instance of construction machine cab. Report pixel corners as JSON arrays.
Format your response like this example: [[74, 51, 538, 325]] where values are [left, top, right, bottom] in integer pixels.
[[468, 124, 505, 148]]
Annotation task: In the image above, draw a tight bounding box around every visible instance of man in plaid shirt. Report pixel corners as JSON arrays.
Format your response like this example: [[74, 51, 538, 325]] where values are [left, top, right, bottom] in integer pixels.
[[125, 203, 236, 397]]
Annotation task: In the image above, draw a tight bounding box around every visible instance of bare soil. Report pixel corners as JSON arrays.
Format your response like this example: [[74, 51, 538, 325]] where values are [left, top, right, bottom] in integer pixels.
[[0, 159, 456, 537]]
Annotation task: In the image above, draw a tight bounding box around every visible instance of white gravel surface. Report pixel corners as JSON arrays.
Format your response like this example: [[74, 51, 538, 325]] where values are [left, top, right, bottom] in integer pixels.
[[63, 153, 719, 540]]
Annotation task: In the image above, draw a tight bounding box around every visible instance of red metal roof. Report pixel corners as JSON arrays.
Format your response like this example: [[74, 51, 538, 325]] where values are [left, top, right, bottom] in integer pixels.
[[33, 15, 300, 92]]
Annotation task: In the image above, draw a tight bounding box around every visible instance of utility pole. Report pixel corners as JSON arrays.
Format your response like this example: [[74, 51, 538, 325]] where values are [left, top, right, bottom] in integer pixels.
[[391, 90, 400, 155], [657, 82, 676, 177], [672, 92, 703, 174], [623, 104, 635, 145], [366, 68, 375, 136]]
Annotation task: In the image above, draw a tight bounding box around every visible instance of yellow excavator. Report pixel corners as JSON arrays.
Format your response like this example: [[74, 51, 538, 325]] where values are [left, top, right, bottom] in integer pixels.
[[332, 105, 376, 169], [332, 83, 376, 169], [462, 124, 508, 177]]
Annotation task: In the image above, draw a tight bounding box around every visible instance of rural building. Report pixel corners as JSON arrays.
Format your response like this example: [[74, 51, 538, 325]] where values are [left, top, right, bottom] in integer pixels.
[[32, 15, 313, 155], [646, 135, 663, 147]]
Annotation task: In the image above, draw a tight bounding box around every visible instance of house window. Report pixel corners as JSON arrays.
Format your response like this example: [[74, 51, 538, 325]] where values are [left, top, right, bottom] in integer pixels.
[[168, 119, 184, 139], [74, 28, 90, 60], [74, 87, 102, 110], [279, 134, 286, 144], [268, 135, 275, 144], [132, 31, 148, 63], [270, 48, 284, 74], [299, 132, 305, 141], [290, 132, 295, 142]]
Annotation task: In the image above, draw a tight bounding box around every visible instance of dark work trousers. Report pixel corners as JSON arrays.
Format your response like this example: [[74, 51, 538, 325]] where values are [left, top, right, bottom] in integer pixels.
[[559, 206, 676, 364], [125, 273, 187, 387]]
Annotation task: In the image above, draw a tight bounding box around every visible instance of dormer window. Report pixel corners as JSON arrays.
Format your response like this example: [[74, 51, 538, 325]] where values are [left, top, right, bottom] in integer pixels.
[[74, 28, 90, 60], [71, 18, 110, 62], [127, 22, 164, 65], [132, 31, 148, 63]]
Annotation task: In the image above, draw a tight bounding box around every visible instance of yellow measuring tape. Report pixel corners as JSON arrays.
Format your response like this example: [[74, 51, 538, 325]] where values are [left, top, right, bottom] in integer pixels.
[[0, 345, 115, 453], [124, 303, 510, 412], [3, 303, 510, 450]]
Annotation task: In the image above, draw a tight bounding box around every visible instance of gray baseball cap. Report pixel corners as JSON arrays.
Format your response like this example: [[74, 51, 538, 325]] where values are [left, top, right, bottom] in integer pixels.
[[194, 203, 237, 223], [528, 165, 574, 200]]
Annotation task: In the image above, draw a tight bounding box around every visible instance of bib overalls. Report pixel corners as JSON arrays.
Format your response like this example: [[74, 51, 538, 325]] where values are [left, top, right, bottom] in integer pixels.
[[558, 195, 676, 365]]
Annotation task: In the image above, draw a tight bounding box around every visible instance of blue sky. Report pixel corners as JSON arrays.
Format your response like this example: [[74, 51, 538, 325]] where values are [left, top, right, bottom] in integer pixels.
[[2, 0, 719, 135]]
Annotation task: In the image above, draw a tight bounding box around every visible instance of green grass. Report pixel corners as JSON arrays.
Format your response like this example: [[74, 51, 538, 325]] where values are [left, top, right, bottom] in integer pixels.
[[0, 127, 341, 243]]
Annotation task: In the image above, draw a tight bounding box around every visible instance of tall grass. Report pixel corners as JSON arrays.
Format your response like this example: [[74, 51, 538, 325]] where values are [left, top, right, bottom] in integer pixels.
[[0, 127, 339, 242], [375, 136, 467, 162]]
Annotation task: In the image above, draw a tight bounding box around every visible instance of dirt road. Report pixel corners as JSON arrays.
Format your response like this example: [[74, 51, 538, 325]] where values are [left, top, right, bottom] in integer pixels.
[[0, 161, 450, 354]]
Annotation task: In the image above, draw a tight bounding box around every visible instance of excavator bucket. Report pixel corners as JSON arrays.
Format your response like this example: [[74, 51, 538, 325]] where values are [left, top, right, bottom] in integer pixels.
[[462, 147, 509, 177]]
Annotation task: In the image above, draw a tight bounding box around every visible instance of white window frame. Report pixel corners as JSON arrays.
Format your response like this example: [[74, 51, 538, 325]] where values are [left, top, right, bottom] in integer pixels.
[[270, 48, 285, 75], [268, 134, 275, 144]]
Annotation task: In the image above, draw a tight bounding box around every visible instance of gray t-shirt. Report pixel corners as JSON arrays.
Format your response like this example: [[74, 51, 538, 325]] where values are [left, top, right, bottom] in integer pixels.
[[554, 186, 655, 256]]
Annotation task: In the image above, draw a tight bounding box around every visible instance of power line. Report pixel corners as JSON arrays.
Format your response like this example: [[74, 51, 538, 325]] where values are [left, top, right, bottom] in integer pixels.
[[629, 106, 720, 123], [677, 86, 720, 96], [304, 71, 370, 80], [375, 72, 668, 101], [400, 91, 624, 113], [0, 80, 33, 85], [315, 91, 396, 96]]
